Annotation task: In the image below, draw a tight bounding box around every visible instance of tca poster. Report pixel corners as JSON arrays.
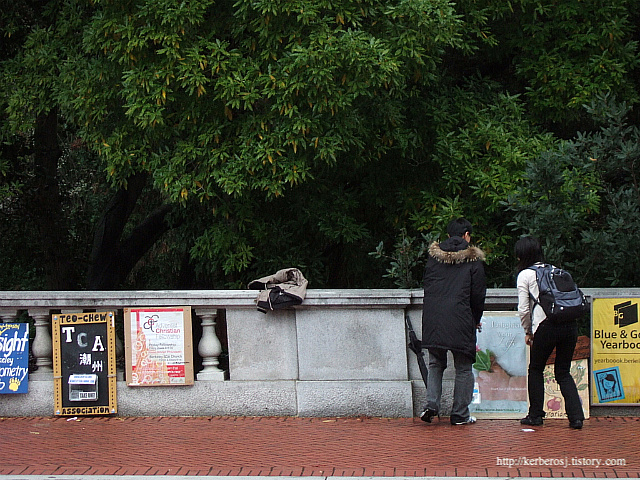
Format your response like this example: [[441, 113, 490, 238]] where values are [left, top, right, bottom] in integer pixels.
[[52, 312, 117, 416], [471, 313, 528, 418], [125, 307, 194, 386], [591, 298, 640, 405], [0, 323, 29, 394]]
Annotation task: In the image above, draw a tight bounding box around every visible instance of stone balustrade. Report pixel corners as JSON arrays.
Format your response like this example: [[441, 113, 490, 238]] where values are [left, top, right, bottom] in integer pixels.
[[0, 288, 638, 417]]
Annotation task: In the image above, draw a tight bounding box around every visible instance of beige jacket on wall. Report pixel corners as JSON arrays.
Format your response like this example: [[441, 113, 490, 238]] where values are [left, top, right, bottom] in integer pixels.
[[248, 268, 309, 313]]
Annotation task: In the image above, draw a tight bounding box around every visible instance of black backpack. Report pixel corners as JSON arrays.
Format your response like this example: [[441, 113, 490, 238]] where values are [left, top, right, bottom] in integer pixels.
[[528, 264, 589, 322]]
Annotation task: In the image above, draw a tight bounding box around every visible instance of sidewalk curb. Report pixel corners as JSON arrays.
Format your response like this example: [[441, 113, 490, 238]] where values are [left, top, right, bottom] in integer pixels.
[[0, 477, 606, 480]]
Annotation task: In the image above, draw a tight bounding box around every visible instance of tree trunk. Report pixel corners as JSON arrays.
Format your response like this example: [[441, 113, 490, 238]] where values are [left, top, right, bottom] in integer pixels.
[[32, 109, 78, 290], [86, 172, 173, 290]]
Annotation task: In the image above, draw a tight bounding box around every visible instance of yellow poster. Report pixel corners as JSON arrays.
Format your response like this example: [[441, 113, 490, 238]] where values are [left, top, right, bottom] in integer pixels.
[[591, 298, 640, 405]]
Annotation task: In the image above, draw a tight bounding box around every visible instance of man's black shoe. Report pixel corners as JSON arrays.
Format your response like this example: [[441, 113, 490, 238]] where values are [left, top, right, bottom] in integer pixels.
[[569, 419, 583, 429], [451, 415, 476, 425], [520, 415, 543, 426], [419, 407, 438, 423]]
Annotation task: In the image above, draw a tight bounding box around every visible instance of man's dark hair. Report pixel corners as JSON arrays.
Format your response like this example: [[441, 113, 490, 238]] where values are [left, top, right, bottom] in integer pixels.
[[447, 217, 473, 238], [515, 236, 545, 272]]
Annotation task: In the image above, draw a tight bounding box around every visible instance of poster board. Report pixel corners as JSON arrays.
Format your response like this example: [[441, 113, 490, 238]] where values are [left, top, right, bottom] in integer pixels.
[[0, 323, 29, 394], [471, 313, 528, 418], [124, 307, 194, 386], [52, 312, 117, 416], [543, 358, 590, 419], [591, 297, 640, 405]]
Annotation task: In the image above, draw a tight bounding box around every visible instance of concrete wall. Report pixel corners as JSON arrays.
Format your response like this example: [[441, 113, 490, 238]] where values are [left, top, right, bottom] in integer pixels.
[[0, 288, 638, 417], [224, 300, 416, 417]]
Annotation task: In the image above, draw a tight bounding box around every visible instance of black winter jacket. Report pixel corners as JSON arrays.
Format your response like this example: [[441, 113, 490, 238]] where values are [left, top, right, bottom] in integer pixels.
[[421, 237, 487, 360]]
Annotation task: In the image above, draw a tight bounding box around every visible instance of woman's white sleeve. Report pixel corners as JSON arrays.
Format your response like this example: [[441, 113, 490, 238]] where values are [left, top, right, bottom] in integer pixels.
[[517, 271, 533, 334]]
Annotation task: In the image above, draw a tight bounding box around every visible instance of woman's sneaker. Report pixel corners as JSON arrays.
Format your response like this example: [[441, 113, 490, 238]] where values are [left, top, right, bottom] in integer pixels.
[[520, 415, 544, 426], [569, 419, 583, 429]]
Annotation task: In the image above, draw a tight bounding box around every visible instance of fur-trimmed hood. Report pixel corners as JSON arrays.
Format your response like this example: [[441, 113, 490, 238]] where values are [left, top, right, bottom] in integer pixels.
[[428, 239, 486, 264]]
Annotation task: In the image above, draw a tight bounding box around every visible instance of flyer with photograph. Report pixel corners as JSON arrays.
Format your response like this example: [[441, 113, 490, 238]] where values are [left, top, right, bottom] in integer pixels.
[[471, 313, 528, 418]]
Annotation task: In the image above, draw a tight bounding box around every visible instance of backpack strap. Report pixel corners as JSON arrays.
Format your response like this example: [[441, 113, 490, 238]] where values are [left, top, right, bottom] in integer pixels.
[[529, 291, 542, 313], [526, 265, 545, 318]]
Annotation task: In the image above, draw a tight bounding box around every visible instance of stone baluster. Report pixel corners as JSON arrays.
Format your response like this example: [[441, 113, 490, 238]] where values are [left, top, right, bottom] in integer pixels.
[[195, 308, 225, 381], [0, 308, 19, 323], [28, 308, 53, 380]]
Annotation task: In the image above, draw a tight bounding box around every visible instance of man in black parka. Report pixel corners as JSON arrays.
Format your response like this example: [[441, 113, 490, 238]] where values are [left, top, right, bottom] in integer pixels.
[[420, 218, 486, 425]]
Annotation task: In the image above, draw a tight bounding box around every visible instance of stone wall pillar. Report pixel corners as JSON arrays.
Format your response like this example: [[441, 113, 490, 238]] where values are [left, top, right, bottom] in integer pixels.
[[28, 308, 53, 380], [195, 308, 225, 381], [0, 308, 19, 323]]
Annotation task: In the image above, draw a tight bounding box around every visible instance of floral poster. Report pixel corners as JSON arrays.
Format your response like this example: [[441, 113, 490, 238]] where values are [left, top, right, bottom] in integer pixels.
[[543, 358, 590, 419]]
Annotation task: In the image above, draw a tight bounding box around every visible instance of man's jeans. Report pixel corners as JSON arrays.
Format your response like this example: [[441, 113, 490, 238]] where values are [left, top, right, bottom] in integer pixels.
[[425, 348, 474, 422]]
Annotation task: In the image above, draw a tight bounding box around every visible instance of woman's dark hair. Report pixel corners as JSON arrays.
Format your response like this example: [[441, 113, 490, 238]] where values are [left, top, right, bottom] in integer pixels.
[[515, 236, 545, 272]]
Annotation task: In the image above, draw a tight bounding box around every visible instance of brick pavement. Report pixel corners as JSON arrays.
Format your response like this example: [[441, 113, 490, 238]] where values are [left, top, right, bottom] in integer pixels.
[[0, 416, 638, 477]]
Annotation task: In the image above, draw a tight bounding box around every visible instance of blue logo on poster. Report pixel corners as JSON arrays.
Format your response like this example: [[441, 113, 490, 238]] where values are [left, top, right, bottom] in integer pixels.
[[0, 323, 29, 394], [594, 366, 624, 403]]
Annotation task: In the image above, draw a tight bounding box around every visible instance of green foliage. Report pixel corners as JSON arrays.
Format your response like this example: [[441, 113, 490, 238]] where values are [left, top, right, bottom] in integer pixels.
[[60, 0, 467, 201], [0, 0, 466, 287], [506, 144, 600, 252], [2, 0, 640, 290], [507, 94, 640, 287], [0, 135, 111, 289], [406, 78, 557, 284], [507, 0, 639, 125], [370, 228, 437, 288]]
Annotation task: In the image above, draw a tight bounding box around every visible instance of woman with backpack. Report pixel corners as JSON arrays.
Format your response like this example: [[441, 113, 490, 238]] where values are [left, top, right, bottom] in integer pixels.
[[515, 236, 585, 429]]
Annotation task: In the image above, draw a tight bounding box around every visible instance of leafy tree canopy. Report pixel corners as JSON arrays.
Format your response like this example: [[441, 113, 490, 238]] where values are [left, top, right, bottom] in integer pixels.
[[1, 0, 639, 290]]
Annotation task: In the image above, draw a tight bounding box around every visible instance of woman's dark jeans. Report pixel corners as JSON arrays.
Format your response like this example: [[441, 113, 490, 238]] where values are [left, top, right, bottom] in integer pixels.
[[528, 320, 585, 422]]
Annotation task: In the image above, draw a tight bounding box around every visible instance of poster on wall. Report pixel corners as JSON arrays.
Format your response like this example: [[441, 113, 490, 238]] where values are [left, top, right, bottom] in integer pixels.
[[471, 312, 528, 418], [591, 298, 640, 405], [52, 312, 117, 416], [124, 307, 194, 386], [0, 323, 29, 394], [543, 358, 590, 419]]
